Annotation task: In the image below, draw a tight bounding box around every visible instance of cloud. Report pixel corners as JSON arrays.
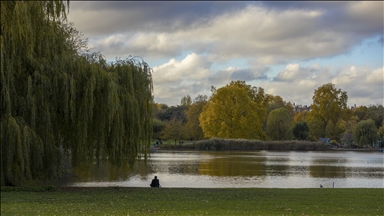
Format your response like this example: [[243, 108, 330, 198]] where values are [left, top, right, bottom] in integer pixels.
[[152, 54, 271, 105], [230, 68, 269, 81], [68, 2, 383, 63], [67, 2, 250, 37], [273, 64, 303, 82], [262, 64, 383, 106], [67, 2, 383, 106], [152, 53, 213, 105], [153, 53, 211, 84]]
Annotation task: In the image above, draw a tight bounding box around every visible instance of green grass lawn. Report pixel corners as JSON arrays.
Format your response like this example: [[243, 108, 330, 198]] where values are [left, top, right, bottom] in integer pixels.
[[1, 187, 383, 215]]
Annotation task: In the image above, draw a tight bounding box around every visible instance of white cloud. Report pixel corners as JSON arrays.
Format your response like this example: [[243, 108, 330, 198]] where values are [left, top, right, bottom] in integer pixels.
[[153, 53, 211, 84], [262, 64, 384, 106], [67, 2, 383, 106], [152, 54, 270, 105], [366, 67, 384, 86], [274, 64, 302, 82], [152, 53, 212, 105]]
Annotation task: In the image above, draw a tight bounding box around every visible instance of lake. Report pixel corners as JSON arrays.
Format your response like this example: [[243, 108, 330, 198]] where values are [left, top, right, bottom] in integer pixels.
[[64, 150, 384, 188]]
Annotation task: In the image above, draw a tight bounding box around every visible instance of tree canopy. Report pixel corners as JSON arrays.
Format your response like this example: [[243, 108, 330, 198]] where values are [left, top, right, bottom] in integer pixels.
[[353, 119, 378, 147], [292, 121, 309, 140], [309, 83, 349, 139], [199, 81, 267, 139], [266, 107, 292, 140], [184, 95, 208, 140], [1, 1, 153, 186]]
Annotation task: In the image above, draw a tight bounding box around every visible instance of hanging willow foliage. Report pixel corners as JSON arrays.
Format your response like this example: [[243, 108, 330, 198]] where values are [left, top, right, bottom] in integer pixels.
[[1, 1, 153, 186]]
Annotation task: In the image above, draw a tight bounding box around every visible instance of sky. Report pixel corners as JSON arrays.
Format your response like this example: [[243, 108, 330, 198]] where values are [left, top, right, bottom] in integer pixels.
[[67, 1, 384, 107]]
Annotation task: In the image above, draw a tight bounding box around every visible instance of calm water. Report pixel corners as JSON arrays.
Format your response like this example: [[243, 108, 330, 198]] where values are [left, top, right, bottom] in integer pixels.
[[65, 150, 384, 188]]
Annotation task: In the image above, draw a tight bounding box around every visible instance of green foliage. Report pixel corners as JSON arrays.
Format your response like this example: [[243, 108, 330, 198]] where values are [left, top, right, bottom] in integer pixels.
[[366, 104, 384, 128], [309, 83, 349, 139], [353, 106, 369, 121], [353, 119, 378, 147], [156, 105, 187, 122], [184, 95, 207, 140], [343, 116, 358, 133], [325, 119, 346, 141], [199, 81, 268, 139], [1, 1, 153, 186], [266, 107, 293, 140], [267, 95, 294, 118], [379, 122, 384, 142], [292, 121, 310, 140], [161, 118, 185, 144], [353, 105, 383, 129], [152, 118, 166, 141], [180, 95, 192, 106]]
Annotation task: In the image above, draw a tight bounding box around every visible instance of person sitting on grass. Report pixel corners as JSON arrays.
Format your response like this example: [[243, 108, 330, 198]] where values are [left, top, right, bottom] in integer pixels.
[[150, 176, 160, 187]]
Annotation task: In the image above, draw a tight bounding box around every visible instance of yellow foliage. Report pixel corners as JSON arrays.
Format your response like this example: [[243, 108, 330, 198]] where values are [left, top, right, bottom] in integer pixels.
[[199, 82, 267, 139]]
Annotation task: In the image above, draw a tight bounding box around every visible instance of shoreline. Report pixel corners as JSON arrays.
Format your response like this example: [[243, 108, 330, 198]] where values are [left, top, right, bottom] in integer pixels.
[[152, 146, 384, 152]]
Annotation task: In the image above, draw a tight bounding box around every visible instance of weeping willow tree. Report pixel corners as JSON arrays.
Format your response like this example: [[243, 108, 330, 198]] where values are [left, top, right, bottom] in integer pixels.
[[1, 1, 153, 186]]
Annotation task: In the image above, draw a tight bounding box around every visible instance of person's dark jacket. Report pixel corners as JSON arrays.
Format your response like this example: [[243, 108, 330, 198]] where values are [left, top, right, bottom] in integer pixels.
[[150, 178, 160, 187]]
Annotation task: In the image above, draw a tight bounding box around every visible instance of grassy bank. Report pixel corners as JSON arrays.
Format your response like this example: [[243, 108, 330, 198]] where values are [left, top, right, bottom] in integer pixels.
[[1, 187, 383, 215], [160, 138, 328, 151]]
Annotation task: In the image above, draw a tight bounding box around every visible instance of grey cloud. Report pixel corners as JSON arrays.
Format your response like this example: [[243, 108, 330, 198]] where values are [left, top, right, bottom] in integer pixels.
[[68, 1, 250, 36], [260, 1, 348, 11], [69, 2, 383, 64], [207, 70, 231, 87], [230, 68, 269, 81]]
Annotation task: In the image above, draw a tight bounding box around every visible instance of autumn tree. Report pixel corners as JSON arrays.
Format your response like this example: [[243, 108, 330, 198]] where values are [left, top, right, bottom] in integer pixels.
[[267, 95, 294, 117], [292, 121, 309, 140], [309, 83, 349, 139], [266, 108, 292, 140], [1, 1, 153, 186], [306, 115, 325, 141], [343, 116, 359, 133], [293, 110, 310, 123], [353, 106, 369, 121], [199, 81, 267, 139], [161, 118, 185, 145], [367, 105, 384, 128], [180, 95, 192, 106], [353, 119, 378, 147], [184, 95, 208, 141]]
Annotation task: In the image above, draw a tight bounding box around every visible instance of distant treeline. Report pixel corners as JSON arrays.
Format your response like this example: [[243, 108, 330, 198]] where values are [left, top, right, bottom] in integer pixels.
[[160, 138, 328, 151]]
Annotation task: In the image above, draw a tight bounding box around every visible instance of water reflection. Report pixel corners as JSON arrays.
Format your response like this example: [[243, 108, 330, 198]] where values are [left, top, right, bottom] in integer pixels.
[[198, 155, 267, 176], [65, 150, 384, 188]]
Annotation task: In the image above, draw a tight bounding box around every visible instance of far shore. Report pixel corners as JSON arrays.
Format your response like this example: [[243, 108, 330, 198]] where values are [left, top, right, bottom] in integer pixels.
[[152, 145, 383, 152]]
